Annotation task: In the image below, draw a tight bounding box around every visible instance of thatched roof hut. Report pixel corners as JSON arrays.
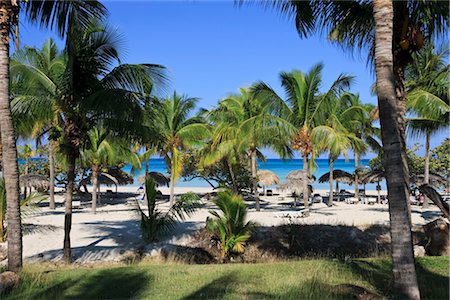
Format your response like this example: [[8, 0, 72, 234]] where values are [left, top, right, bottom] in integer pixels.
[[257, 169, 280, 186], [360, 170, 384, 184], [138, 172, 170, 187], [278, 181, 313, 195], [19, 174, 49, 191], [411, 173, 447, 187], [318, 170, 354, 184], [285, 170, 316, 183]]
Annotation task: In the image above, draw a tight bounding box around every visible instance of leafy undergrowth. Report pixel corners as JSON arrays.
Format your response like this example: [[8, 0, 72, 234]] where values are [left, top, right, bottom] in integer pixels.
[[3, 256, 448, 300]]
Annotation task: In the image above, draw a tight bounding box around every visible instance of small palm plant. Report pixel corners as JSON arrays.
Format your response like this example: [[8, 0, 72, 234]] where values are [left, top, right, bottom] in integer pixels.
[[136, 177, 200, 242], [0, 177, 45, 242], [207, 190, 254, 261]]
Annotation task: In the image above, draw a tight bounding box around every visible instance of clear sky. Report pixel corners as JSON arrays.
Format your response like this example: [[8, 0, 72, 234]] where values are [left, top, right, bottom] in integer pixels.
[[17, 0, 446, 159]]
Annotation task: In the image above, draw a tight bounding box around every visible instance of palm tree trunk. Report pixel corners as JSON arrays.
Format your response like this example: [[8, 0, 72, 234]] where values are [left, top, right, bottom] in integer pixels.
[[49, 145, 56, 209], [145, 146, 149, 175], [302, 154, 309, 210], [354, 151, 359, 200], [169, 162, 175, 207], [373, 1, 420, 298], [422, 131, 431, 208], [251, 149, 260, 211], [329, 158, 334, 207], [0, 25, 22, 272], [91, 164, 99, 214], [63, 153, 76, 263], [226, 159, 237, 193]]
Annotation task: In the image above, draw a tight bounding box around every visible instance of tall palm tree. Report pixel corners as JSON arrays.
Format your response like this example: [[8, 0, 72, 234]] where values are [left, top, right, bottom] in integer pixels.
[[311, 95, 363, 206], [205, 88, 294, 210], [338, 93, 380, 200], [373, 1, 420, 298], [406, 45, 450, 205], [0, 0, 106, 273], [256, 1, 448, 297], [80, 128, 140, 213], [12, 21, 167, 263], [11, 38, 65, 210], [153, 92, 209, 206], [252, 64, 352, 209]]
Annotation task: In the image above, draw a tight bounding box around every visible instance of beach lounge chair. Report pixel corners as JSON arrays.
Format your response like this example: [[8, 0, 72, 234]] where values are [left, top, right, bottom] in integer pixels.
[[273, 209, 310, 219], [73, 199, 81, 209], [346, 197, 359, 204]]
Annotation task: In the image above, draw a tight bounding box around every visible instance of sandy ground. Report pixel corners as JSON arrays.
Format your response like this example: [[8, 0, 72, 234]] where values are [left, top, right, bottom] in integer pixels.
[[4, 185, 442, 264]]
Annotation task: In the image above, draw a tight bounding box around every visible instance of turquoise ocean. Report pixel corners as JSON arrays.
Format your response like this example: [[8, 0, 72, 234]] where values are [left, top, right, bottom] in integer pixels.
[[122, 158, 385, 191]]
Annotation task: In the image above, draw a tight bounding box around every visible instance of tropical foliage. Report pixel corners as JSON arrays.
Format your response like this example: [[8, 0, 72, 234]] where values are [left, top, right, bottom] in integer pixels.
[[137, 177, 200, 242], [207, 190, 254, 261]]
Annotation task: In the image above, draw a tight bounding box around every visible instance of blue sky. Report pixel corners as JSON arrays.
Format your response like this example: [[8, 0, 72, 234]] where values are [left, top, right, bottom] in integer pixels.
[[17, 1, 446, 158]]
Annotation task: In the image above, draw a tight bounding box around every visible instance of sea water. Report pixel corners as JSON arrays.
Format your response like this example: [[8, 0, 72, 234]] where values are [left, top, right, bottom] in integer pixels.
[[122, 158, 386, 191]]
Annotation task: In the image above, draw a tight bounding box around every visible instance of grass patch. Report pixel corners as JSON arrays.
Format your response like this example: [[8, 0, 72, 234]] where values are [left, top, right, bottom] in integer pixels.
[[4, 257, 449, 299]]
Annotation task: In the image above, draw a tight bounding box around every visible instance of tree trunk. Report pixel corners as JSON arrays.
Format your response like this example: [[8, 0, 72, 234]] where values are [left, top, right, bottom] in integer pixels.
[[422, 131, 431, 208], [145, 146, 149, 176], [251, 149, 260, 211], [373, 1, 420, 299], [0, 33, 22, 272], [49, 144, 56, 209], [63, 153, 76, 263], [354, 151, 359, 200], [169, 163, 175, 207], [226, 159, 237, 193], [91, 164, 99, 214], [302, 154, 309, 210], [329, 158, 334, 207]]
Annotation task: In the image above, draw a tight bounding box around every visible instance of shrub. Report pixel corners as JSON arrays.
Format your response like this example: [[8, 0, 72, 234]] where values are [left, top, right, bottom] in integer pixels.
[[207, 190, 254, 261], [136, 178, 200, 242]]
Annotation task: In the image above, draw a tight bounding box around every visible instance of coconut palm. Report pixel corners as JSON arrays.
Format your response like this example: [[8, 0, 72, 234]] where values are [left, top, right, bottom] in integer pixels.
[[205, 88, 294, 210], [12, 21, 167, 263], [0, 0, 106, 273], [153, 92, 210, 206], [251, 64, 352, 210], [338, 93, 380, 200], [406, 45, 450, 206], [258, 1, 448, 296], [311, 95, 364, 206], [11, 38, 65, 210], [80, 128, 140, 213]]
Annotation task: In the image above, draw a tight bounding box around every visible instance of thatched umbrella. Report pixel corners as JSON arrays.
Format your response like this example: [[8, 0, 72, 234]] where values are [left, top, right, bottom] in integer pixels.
[[19, 174, 49, 193], [360, 170, 384, 203], [318, 170, 354, 195], [286, 170, 316, 182], [80, 172, 120, 193], [138, 172, 170, 187], [278, 180, 313, 207], [257, 169, 280, 195], [411, 173, 447, 188]]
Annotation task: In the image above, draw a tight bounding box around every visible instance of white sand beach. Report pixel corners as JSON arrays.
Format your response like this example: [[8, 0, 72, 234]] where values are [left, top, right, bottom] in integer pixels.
[[11, 185, 442, 264]]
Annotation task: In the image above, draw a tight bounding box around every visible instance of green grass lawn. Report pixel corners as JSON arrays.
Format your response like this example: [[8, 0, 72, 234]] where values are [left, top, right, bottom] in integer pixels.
[[4, 257, 449, 300]]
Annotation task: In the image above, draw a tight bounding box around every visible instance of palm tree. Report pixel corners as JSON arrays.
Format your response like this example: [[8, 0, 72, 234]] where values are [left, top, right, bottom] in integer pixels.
[[12, 21, 167, 263], [11, 38, 65, 210], [205, 88, 294, 210], [81, 128, 140, 213], [338, 93, 380, 200], [153, 92, 209, 206], [406, 45, 450, 207], [0, 0, 106, 273], [80, 128, 114, 214], [256, 1, 448, 297], [373, 1, 420, 297], [252, 64, 352, 209], [311, 95, 363, 206]]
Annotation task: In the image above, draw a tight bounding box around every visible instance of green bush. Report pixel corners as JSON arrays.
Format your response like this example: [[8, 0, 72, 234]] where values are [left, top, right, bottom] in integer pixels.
[[136, 178, 200, 242], [207, 190, 254, 261]]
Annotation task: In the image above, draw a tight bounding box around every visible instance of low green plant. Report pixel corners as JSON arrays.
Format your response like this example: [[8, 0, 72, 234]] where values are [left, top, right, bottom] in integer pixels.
[[136, 177, 200, 242], [0, 177, 46, 241], [207, 190, 254, 261]]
